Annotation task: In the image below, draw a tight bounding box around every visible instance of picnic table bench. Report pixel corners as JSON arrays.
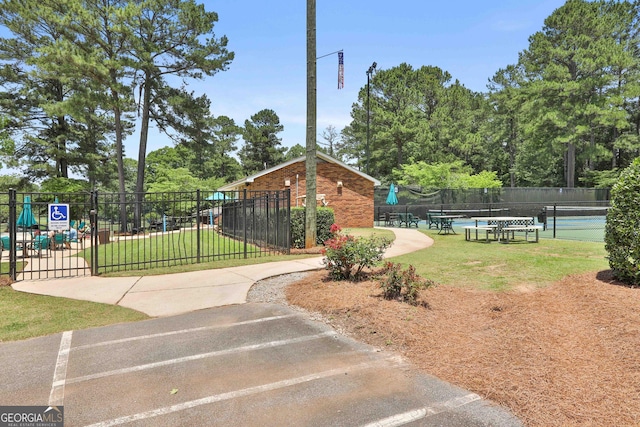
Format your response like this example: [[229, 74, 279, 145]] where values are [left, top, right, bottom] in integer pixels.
[[463, 224, 498, 242], [501, 218, 543, 243]]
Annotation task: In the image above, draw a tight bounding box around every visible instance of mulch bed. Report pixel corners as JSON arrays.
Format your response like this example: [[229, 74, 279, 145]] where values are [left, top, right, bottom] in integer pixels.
[[289, 246, 325, 255], [286, 269, 640, 427]]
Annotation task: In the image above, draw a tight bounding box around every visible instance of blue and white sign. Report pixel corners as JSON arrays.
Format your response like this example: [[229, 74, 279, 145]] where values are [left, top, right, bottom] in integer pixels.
[[48, 203, 70, 231]]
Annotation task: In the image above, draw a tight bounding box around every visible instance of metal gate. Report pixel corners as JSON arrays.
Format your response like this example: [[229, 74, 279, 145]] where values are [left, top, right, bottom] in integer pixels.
[[1, 189, 290, 281], [2, 190, 93, 281]]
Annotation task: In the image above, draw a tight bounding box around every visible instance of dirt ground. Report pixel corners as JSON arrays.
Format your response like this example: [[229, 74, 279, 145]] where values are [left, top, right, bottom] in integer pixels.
[[286, 268, 640, 427]]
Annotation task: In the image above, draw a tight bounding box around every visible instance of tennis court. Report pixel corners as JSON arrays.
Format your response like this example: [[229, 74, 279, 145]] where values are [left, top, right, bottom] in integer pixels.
[[418, 207, 607, 243]]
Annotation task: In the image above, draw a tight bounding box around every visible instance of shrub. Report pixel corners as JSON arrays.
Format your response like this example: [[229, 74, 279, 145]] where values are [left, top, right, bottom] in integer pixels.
[[605, 158, 640, 285], [290, 207, 335, 248], [322, 224, 391, 280], [316, 208, 335, 243], [290, 208, 305, 248], [378, 262, 436, 305]]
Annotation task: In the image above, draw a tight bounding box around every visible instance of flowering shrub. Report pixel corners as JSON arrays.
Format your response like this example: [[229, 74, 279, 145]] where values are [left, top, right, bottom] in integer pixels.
[[322, 224, 391, 280], [378, 262, 436, 305]]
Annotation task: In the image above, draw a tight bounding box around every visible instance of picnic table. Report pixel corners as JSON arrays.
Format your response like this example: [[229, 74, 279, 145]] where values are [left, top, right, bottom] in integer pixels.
[[464, 217, 543, 243]]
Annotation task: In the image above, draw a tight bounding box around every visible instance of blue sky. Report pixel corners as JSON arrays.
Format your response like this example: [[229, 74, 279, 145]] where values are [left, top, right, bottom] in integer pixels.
[[131, 0, 567, 159], [2, 0, 569, 166]]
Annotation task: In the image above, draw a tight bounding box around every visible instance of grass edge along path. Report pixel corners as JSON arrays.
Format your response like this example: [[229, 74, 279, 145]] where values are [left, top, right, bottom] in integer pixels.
[[0, 228, 392, 341], [0, 286, 149, 342]]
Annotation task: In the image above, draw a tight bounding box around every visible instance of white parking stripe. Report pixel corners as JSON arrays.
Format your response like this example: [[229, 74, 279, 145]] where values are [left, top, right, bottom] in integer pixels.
[[49, 330, 73, 406], [362, 408, 431, 427], [361, 393, 482, 427], [442, 392, 482, 408], [72, 314, 296, 351], [84, 357, 400, 427], [67, 331, 338, 384]]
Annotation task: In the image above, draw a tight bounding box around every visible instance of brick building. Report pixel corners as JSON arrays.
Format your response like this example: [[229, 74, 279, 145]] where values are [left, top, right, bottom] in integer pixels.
[[218, 152, 380, 228]]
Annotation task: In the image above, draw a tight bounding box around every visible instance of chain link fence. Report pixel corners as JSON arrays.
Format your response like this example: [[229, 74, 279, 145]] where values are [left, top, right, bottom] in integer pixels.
[[375, 186, 610, 242]]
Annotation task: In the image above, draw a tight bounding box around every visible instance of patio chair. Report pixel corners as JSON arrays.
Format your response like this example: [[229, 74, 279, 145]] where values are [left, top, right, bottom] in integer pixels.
[[406, 213, 421, 228], [53, 233, 68, 250], [397, 213, 409, 227], [426, 213, 440, 229], [28, 235, 51, 258], [65, 227, 83, 248], [0, 235, 24, 252], [384, 212, 397, 226]]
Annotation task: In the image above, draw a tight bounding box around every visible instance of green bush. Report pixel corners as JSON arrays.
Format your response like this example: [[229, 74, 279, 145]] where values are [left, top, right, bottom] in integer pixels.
[[378, 262, 436, 305], [605, 158, 640, 285], [290, 207, 335, 248], [316, 208, 335, 243], [322, 224, 391, 280]]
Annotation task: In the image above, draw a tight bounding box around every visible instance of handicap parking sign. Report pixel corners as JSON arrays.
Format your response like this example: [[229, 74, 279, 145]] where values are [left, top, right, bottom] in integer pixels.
[[48, 203, 70, 231]]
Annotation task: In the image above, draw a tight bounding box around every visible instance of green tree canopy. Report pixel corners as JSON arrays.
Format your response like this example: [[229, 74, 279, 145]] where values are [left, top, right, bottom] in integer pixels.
[[239, 109, 285, 174], [397, 160, 502, 190]]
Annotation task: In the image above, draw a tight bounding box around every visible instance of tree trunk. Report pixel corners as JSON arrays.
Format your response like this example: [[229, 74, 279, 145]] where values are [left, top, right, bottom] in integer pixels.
[[111, 85, 127, 232], [566, 142, 575, 188], [135, 71, 152, 231], [509, 118, 516, 187]]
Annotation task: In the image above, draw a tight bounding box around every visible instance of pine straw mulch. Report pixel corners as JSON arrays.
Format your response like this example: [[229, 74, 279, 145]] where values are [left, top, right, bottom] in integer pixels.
[[286, 269, 640, 427]]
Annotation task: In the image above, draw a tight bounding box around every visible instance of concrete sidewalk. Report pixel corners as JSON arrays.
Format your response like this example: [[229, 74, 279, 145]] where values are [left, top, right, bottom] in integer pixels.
[[12, 227, 433, 317]]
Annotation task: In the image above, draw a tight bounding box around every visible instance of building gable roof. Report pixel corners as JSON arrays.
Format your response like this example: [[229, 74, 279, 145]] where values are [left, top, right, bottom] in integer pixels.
[[218, 152, 380, 191]]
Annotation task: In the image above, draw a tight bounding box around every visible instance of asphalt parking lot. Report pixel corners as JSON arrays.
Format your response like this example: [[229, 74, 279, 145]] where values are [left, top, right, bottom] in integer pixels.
[[1, 303, 521, 426]]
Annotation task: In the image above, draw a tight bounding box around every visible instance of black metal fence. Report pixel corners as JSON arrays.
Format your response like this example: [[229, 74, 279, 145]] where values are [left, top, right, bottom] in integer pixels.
[[0, 189, 93, 280], [1, 189, 290, 280], [220, 190, 291, 252]]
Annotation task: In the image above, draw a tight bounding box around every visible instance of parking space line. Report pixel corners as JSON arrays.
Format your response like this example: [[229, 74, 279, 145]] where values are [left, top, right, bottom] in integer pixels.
[[67, 331, 338, 385], [360, 393, 482, 427], [49, 330, 73, 406], [84, 356, 401, 427], [72, 314, 297, 351]]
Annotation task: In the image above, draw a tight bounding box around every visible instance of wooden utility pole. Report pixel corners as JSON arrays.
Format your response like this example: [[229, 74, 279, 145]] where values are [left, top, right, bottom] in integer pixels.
[[305, 0, 317, 249]]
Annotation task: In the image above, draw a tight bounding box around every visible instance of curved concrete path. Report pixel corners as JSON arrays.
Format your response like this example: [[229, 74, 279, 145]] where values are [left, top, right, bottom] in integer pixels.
[[12, 227, 433, 317]]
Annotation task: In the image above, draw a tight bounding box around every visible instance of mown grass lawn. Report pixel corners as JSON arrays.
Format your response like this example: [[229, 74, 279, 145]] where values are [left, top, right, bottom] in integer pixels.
[[0, 287, 148, 342], [393, 230, 608, 291]]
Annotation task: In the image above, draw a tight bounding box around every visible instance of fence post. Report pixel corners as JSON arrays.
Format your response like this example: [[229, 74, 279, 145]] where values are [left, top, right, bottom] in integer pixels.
[[553, 203, 557, 239], [90, 190, 99, 276], [273, 192, 277, 252], [8, 189, 16, 280], [286, 189, 291, 253], [243, 189, 247, 259], [196, 189, 201, 264]]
